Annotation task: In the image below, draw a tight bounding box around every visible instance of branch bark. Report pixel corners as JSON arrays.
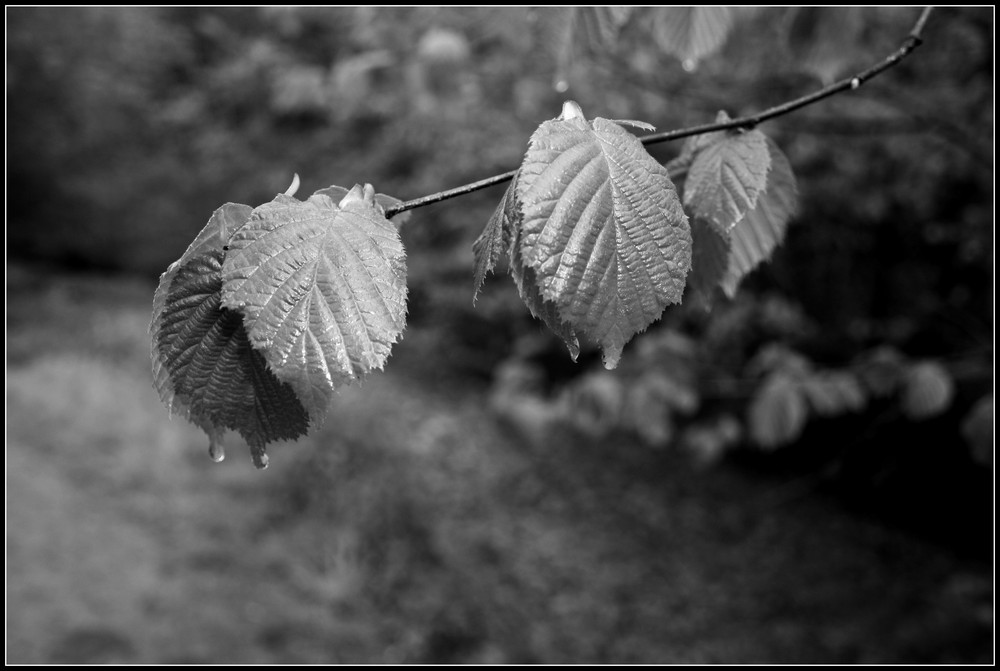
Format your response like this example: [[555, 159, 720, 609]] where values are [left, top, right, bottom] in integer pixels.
[[384, 6, 934, 218]]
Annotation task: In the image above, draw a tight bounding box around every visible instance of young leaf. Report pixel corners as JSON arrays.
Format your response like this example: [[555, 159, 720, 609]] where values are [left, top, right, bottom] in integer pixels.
[[720, 138, 798, 298], [517, 100, 691, 368], [684, 115, 771, 235], [153, 251, 309, 468], [748, 371, 808, 449], [221, 184, 407, 422], [653, 7, 734, 67], [311, 185, 412, 227]]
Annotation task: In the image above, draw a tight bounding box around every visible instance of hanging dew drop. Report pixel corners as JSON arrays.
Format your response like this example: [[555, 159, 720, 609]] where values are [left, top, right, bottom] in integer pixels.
[[208, 436, 225, 463], [682, 58, 698, 73]]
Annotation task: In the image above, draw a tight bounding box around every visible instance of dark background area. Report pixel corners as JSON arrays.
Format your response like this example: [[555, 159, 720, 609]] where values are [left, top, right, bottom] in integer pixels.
[[6, 7, 993, 663]]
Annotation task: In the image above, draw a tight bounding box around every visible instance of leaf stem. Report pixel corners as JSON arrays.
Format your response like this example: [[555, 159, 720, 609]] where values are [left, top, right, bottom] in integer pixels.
[[384, 6, 934, 218]]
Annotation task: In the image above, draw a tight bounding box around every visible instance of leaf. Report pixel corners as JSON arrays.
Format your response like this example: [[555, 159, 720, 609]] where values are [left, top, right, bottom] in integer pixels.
[[785, 7, 866, 85], [653, 7, 734, 66], [516, 101, 691, 368], [577, 6, 633, 51], [151, 202, 252, 417], [720, 138, 798, 298], [961, 394, 993, 467], [800, 371, 867, 417], [901, 360, 954, 420], [613, 119, 656, 132], [684, 116, 771, 235], [509, 192, 581, 360], [687, 217, 731, 303], [153, 250, 309, 468], [221, 184, 407, 421], [561, 371, 624, 439], [472, 174, 518, 303], [855, 345, 906, 397], [748, 371, 808, 449]]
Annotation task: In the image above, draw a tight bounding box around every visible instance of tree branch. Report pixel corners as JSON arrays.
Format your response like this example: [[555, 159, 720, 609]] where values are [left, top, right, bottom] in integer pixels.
[[384, 6, 934, 218]]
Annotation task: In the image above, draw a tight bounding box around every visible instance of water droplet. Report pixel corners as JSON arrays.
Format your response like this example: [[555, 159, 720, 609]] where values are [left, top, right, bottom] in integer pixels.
[[850, 77, 861, 90], [682, 58, 698, 73], [250, 445, 269, 470], [554, 79, 569, 93], [208, 436, 225, 463]]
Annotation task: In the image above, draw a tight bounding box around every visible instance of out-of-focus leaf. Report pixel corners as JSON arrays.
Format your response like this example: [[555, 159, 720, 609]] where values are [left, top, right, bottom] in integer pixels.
[[517, 100, 690, 368], [561, 371, 624, 439], [746, 342, 812, 379], [961, 394, 993, 466], [748, 371, 808, 449], [800, 370, 867, 417], [901, 360, 954, 420], [720, 138, 798, 298], [222, 184, 407, 422], [855, 345, 906, 397], [510, 222, 581, 361], [785, 7, 866, 85], [577, 6, 633, 50], [150, 201, 309, 468], [687, 217, 731, 304], [653, 7, 734, 67], [624, 383, 675, 447]]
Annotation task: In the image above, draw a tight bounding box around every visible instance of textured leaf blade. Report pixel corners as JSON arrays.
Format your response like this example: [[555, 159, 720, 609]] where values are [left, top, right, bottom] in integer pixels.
[[517, 105, 690, 368], [507, 175, 580, 359], [653, 7, 734, 65], [151, 202, 253, 416], [685, 123, 771, 235], [153, 250, 309, 468], [472, 175, 518, 303], [577, 6, 633, 50], [720, 138, 798, 298], [221, 185, 407, 421]]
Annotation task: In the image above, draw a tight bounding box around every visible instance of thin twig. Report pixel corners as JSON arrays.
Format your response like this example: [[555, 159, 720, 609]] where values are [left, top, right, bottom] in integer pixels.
[[385, 7, 934, 218]]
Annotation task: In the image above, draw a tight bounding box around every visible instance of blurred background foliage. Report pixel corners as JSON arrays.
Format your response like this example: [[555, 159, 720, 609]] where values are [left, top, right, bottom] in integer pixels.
[[6, 6, 993, 663]]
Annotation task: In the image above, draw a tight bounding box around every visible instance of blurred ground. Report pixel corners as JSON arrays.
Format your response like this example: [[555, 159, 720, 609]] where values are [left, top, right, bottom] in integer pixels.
[[6, 263, 992, 663]]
